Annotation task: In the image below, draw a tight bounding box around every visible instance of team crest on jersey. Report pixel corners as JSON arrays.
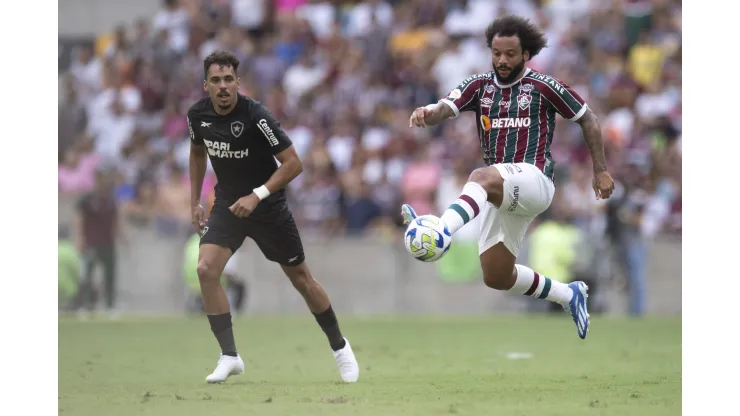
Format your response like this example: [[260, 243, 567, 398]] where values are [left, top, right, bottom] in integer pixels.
[[517, 93, 532, 110], [230, 121, 244, 138], [485, 85, 495, 94], [480, 115, 492, 131]]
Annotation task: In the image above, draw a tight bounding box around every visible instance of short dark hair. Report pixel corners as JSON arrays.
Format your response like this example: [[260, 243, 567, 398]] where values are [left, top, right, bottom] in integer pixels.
[[485, 15, 548, 59], [203, 50, 240, 79]]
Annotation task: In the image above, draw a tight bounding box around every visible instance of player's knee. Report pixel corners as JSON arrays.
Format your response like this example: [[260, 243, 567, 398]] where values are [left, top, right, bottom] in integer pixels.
[[196, 259, 222, 284], [469, 167, 503, 202]]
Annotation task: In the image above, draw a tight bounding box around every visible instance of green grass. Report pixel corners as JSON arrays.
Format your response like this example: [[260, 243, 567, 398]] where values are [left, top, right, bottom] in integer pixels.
[[59, 315, 681, 416]]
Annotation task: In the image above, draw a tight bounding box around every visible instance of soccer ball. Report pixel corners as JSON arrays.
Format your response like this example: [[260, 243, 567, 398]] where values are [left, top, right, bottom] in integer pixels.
[[404, 215, 452, 262]]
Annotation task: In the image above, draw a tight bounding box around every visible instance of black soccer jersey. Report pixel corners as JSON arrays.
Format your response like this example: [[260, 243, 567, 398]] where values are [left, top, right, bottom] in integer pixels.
[[187, 94, 293, 208]]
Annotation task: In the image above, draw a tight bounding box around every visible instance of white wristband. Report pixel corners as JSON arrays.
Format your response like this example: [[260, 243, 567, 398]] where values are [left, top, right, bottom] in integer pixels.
[[253, 185, 270, 201]]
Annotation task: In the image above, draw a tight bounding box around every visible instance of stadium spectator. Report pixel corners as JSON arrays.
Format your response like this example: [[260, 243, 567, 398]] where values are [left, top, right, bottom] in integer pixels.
[[74, 168, 124, 315]]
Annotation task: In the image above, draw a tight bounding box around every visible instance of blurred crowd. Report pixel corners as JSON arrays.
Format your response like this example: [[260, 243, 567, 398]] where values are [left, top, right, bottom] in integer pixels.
[[58, 0, 681, 243]]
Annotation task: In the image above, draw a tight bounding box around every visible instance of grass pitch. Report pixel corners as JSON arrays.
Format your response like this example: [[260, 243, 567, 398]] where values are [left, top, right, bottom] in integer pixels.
[[59, 315, 681, 416]]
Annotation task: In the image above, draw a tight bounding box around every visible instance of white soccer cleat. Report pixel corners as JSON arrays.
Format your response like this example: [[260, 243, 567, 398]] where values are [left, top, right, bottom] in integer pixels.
[[333, 338, 359, 382], [205, 354, 245, 384]]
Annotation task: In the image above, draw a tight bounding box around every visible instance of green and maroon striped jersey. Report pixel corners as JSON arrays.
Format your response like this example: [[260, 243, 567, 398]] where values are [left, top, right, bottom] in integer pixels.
[[439, 68, 588, 181]]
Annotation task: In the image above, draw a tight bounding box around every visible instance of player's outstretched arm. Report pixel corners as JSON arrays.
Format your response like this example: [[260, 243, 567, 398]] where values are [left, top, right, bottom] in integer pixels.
[[409, 102, 456, 128], [576, 108, 615, 199]]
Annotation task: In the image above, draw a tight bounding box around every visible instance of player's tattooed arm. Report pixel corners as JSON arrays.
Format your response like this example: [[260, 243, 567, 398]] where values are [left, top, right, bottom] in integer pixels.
[[576, 107, 608, 173], [429, 102, 456, 124], [409, 102, 455, 127], [264, 146, 304, 193]]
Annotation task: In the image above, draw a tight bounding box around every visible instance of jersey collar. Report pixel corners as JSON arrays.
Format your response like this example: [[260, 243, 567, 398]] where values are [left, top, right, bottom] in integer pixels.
[[494, 67, 532, 89]]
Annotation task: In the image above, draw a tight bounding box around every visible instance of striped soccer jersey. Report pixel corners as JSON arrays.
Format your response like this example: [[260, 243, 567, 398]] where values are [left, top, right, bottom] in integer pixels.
[[440, 68, 588, 181]]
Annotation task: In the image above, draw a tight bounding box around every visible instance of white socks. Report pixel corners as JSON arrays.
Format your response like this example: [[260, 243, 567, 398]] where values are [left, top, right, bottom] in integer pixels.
[[440, 182, 488, 234], [512, 264, 573, 304]]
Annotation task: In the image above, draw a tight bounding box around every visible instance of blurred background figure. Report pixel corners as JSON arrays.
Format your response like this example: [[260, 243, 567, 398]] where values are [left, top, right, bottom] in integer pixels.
[[525, 204, 609, 314], [58, 227, 81, 311], [58, 0, 681, 317], [73, 168, 124, 316], [182, 233, 249, 314], [606, 164, 652, 317]]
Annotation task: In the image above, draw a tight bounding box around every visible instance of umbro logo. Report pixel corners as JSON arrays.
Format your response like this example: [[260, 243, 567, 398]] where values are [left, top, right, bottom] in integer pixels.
[[201, 121, 211, 128]]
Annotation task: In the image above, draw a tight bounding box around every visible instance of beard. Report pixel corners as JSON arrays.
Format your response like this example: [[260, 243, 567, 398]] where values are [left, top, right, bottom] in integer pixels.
[[494, 60, 526, 84]]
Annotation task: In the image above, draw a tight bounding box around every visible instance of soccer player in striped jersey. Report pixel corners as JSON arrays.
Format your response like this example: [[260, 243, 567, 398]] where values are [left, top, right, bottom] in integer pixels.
[[404, 15, 615, 339]]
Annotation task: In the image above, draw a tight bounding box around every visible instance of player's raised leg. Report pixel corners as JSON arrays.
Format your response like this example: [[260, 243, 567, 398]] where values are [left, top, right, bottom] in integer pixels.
[[440, 166, 509, 233], [401, 167, 492, 231], [196, 243, 245, 383], [401, 170, 490, 233], [403, 163, 590, 339]]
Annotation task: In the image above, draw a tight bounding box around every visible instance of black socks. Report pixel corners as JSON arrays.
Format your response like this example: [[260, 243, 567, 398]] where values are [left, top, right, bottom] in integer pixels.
[[207, 313, 237, 357], [208, 308, 344, 355], [313, 305, 346, 351]]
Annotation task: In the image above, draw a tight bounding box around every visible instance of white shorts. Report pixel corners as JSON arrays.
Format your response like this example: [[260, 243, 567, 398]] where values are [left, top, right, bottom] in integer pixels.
[[478, 163, 555, 257]]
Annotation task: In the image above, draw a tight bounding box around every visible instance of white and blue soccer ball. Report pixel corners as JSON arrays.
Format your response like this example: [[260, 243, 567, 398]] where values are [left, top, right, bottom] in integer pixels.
[[404, 215, 452, 262]]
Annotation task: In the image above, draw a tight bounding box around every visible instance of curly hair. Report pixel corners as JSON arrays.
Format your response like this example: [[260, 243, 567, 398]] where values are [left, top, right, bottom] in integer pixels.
[[203, 50, 240, 79], [485, 15, 548, 59]]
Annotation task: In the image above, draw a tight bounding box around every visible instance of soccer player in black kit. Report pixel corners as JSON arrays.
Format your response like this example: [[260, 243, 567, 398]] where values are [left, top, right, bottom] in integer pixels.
[[188, 51, 359, 384]]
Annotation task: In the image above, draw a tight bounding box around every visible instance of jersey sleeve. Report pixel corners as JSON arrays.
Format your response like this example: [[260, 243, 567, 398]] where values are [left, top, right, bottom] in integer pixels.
[[537, 77, 588, 121], [186, 108, 204, 146], [439, 75, 486, 118], [251, 103, 293, 155]]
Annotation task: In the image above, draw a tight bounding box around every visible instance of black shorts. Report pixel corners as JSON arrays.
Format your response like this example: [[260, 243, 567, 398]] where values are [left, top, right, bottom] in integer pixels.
[[200, 203, 305, 266]]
